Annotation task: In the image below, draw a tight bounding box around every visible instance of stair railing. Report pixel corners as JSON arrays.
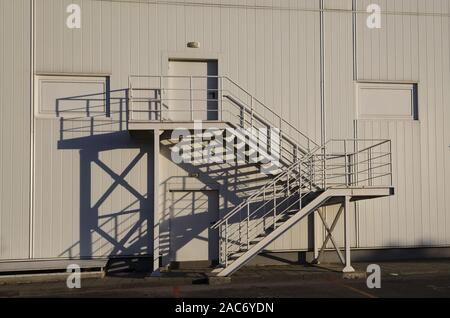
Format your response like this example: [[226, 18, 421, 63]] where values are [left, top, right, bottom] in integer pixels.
[[127, 76, 393, 269], [212, 139, 393, 267], [212, 145, 325, 266], [128, 75, 320, 170]]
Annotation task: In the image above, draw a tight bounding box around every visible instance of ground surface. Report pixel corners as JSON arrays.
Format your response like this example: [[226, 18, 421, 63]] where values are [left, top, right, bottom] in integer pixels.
[[0, 260, 449, 298]]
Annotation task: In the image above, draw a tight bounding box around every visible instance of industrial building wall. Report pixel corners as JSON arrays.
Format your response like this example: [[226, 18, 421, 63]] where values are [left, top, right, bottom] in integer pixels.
[[1, 0, 450, 263], [355, 0, 450, 249], [0, 0, 32, 260], [32, 0, 323, 259], [313, 0, 358, 251]]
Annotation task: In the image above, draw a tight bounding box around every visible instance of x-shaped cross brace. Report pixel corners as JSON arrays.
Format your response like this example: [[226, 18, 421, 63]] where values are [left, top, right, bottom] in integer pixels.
[[313, 204, 345, 265], [312, 196, 355, 273]]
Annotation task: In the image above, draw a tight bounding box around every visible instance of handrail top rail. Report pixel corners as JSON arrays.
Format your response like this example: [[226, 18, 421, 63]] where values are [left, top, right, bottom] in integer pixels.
[[128, 75, 320, 149], [211, 138, 392, 230], [211, 144, 325, 230]]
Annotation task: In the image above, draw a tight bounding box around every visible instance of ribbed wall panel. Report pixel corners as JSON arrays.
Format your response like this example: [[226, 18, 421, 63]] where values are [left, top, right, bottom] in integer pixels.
[[2, 0, 449, 260], [356, 0, 450, 248], [0, 0, 31, 260]]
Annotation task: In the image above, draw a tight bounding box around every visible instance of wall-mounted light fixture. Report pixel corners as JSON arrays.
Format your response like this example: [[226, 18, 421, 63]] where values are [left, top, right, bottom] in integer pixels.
[[187, 41, 200, 49]]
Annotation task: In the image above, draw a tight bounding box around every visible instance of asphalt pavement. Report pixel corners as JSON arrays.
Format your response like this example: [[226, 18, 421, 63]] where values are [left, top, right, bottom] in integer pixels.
[[0, 260, 449, 298]]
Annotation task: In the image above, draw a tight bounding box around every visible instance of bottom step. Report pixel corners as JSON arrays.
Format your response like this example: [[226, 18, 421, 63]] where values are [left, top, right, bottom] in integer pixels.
[[211, 267, 224, 275]]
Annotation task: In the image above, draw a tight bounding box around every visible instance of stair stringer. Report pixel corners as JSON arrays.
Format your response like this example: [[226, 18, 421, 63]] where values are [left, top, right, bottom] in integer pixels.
[[214, 189, 341, 277]]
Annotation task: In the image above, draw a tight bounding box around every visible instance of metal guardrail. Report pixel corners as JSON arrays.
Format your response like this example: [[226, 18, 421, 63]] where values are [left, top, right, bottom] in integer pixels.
[[128, 75, 393, 269], [312, 139, 393, 189], [211, 138, 393, 267], [128, 75, 319, 160]]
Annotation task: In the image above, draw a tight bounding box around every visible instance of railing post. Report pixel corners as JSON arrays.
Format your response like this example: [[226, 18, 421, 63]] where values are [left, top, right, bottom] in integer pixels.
[[323, 153, 326, 189], [368, 147, 373, 187], [299, 158, 303, 209], [287, 172, 290, 197], [159, 76, 163, 122], [344, 140, 349, 187], [273, 184, 277, 229], [238, 211, 242, 250], [220, 77, 224, 121], [242, 105, 245, 128], [190, 76, 194, 121], [389, 141, 393, 186], [225, 219, 229, 267], [247, 203, 250, 250], [250, 96, 254, 129], [279, 117, 283, 160], [220, 225, 224, 265], [129, 77, 133, 121]]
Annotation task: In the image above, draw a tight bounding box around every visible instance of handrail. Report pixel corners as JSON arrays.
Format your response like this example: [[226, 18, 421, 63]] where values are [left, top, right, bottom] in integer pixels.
[[211, 138, 392, 230], [128, 75, 320, 152], [128, 76, 393, 269], [222, 76, 320, 149], [215, 138, 393, 267], [211, 144, 324, 230], [223, 94, 311, 155]]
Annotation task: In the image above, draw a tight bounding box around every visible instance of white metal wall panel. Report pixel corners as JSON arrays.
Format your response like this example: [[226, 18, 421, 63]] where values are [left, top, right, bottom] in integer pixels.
[[357, 119, 422, 247], [0, 0, 31, 260], [21, 0, 450, 260], [33, 119, 152, 258], [34, 0, 322, 141], [356, 0, 450, 248], [33, 0, 322, 256], [317, 0, 358, 249]]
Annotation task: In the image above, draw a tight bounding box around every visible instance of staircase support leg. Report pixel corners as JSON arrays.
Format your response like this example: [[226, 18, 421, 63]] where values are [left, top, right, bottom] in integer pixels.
[[312, 211, 320, 264], [312, 205, 345, 265], [343, 196, 355, 273], [151, 129, 162, 277]]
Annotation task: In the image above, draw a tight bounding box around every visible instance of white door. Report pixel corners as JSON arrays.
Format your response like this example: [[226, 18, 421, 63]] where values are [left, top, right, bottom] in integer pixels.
[[170, 191, 219, 262], [167, 60, 218, 121]]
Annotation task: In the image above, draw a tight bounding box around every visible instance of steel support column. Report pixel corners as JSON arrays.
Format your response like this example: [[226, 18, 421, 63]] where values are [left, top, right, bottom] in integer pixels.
[[151, 129, 161, 276], [343, 196, 355, 273], [312, 209, 320, 263]]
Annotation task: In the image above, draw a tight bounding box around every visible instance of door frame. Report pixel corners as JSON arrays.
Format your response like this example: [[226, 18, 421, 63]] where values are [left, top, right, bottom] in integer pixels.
[[168, 189, 220, 264], [161, 51, 224, 79], [167, 59, 219, 121]]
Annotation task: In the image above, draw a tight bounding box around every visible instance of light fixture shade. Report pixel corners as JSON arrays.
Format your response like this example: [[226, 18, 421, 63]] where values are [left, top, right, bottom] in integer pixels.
[[187, 41, 200, 48]]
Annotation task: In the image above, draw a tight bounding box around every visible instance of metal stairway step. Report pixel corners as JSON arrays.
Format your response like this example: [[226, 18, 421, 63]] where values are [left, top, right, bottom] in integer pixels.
[[214, 190, 334, 277]]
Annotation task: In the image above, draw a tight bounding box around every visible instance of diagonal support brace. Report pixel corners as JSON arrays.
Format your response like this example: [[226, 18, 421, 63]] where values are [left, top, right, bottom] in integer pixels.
[[314, 204, 345, 265]]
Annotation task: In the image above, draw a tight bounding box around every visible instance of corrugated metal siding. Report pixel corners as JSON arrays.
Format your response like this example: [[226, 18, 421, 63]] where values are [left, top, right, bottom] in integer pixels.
[[34, 0, 323, 255], [2, 0, 448, 261], [357, 120, 423, 247], [319, 0, 358, 249], [35, 0, 322, 141], [0, 0, 31, 260], [356, 0, 450, 248], [33, 118, 152, 258]]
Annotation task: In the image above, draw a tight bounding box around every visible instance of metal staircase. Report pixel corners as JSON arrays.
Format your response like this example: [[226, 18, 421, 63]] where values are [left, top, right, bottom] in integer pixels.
[[210, 139, 393, 276], [128, 75, 320, 174], [127, 75, 395, 276]]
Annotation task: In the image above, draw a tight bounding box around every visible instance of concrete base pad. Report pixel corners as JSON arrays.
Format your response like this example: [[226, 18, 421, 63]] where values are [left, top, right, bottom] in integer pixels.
[[246, 247, 450, 267], [307, 263, 366, 280], [207, 276, 232, 285], [343, 271, 367, 280], [0, 271, 104, 286]]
